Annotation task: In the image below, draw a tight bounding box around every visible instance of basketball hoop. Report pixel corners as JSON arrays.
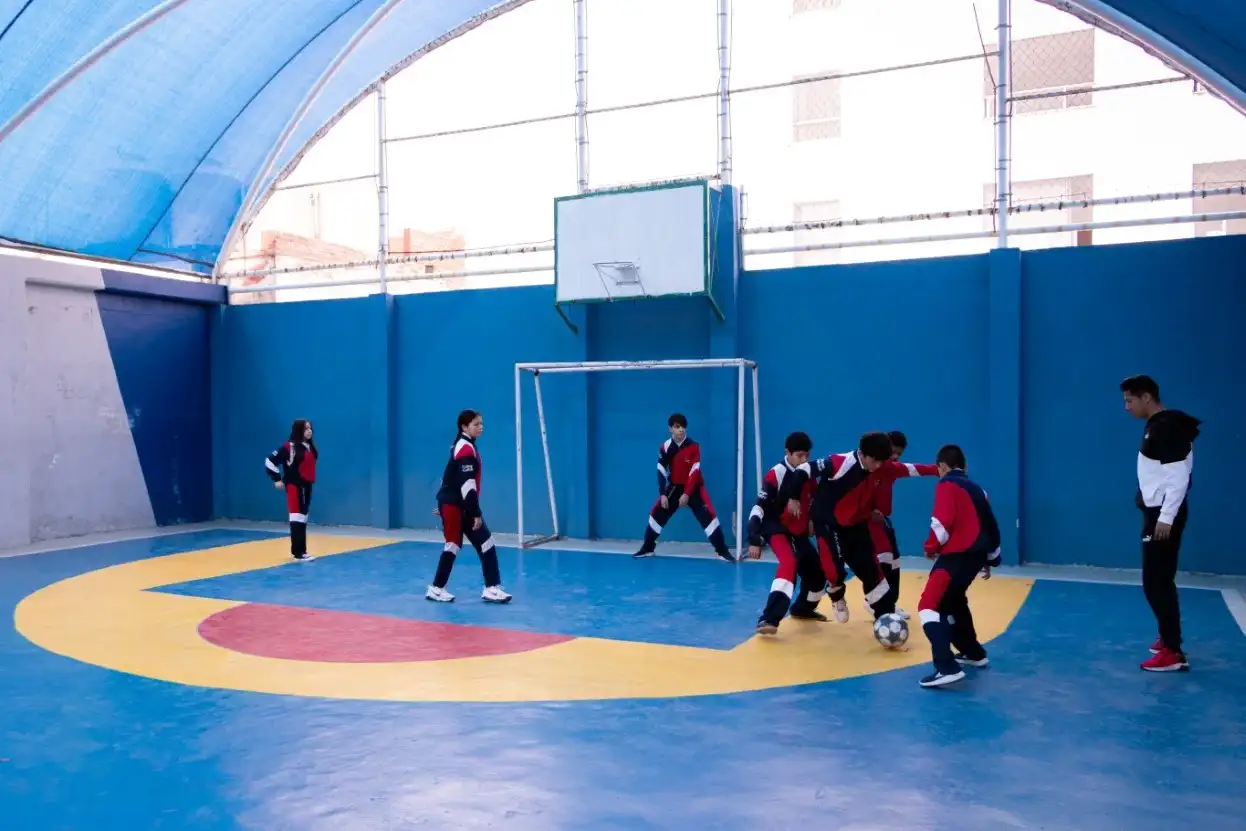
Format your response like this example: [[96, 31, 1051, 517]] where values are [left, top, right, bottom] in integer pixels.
[[592, 260, 644, 298]]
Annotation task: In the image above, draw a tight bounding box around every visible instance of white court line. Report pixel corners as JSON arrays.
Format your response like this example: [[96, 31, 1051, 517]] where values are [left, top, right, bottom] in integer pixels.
[[1223, 589, 1246, 635]]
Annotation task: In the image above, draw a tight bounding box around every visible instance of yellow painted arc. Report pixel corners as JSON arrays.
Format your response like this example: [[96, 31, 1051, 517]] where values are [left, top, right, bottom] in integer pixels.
[[14, 536, 1034, 702]]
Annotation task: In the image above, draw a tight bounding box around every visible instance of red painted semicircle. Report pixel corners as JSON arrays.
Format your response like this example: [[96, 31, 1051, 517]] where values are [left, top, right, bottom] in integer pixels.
[[198, 603, 575, 663]]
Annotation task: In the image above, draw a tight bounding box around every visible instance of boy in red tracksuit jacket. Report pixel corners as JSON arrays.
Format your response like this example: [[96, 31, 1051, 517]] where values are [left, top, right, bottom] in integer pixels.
[[745, 431, 839, 634], [807, 431, 939, 623], [916, 444, 1002, 689], [633, 413, 733, 561]]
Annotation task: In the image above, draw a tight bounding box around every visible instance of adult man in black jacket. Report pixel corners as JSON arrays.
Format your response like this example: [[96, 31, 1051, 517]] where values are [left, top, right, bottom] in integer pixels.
[[1121, 375, 1201, 672]]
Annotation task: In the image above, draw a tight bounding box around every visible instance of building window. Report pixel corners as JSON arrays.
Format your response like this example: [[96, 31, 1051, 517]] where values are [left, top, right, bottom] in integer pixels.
[[984, 29, 1095, 118], [1193, 160, 1246, 237], [794, 0, 841, 12], [793, 200, 842, 266], [983, 174, 1094, 249], [792, 74, 842, 141]]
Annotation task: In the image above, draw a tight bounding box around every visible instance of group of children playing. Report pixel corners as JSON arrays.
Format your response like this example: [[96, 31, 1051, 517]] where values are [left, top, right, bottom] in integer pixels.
[[265, 410, 1002, 689], [637, 414, 1003, 689]]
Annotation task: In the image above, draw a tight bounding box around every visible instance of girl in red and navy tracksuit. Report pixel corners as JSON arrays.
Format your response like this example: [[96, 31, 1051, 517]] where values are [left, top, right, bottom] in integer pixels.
[[265, 418, 318, 561], [426, 409, 512, 604]]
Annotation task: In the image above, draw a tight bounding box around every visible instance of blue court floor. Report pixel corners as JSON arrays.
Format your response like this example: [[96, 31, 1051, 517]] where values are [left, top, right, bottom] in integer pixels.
[[2, 527, 1245, 830]]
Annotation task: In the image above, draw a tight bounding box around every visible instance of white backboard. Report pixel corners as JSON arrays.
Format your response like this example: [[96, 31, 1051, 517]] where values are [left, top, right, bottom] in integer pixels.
[[554, 181, 712, 304]]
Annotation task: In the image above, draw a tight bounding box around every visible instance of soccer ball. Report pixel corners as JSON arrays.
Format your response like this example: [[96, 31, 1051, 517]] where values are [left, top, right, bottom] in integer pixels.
[[873, 613, 909, 649]]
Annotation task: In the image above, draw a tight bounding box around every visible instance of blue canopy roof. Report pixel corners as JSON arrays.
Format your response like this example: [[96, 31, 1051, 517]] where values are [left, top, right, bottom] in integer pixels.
[[0, 0, 1241, 276], [1044, 1, 1246, 108]]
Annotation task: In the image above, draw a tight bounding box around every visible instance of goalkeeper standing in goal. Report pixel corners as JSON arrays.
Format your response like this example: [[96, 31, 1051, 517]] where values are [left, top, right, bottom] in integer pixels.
[[633, 413, 735, 562]]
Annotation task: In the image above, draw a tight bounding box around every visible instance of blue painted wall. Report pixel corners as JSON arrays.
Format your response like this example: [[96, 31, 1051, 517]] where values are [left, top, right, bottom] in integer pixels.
[[211, 294, 391, 528], [96, 277, 218, 526], [391, 286, 587, 538], [209, 232, 1246, 576], [585, 298, 715, 543], [738, 253, 991, 562], [1020, 235, 1246, 574]]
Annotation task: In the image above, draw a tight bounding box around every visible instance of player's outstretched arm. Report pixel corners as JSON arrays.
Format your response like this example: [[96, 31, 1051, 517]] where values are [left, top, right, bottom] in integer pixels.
[[884, 460, 940, 480]]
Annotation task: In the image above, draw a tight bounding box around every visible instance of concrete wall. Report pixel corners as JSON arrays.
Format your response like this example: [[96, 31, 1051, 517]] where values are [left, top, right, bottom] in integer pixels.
[[0, 251, 219, 549], [211, 232, 1246, 576], [0, 262, 30, 548]]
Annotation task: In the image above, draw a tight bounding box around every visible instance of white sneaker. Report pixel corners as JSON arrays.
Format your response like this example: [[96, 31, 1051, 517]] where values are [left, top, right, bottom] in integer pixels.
[[832, 598, 850, 623], [481, 585, 513, 604], [864, 599, 911, 621], [425, 585, 455, 602]]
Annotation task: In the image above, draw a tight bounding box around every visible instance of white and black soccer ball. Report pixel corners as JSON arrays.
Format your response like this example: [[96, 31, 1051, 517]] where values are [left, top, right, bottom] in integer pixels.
[[873, 613, 909, 649]]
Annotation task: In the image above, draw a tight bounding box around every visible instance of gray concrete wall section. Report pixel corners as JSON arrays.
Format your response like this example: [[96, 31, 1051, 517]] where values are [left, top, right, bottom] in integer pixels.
[[0, 269, 30, 548], [0, 253, 155, 545]]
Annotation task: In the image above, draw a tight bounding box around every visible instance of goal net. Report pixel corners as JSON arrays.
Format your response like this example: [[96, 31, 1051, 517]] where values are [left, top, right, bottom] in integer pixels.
[[514, 358, 762, 560]]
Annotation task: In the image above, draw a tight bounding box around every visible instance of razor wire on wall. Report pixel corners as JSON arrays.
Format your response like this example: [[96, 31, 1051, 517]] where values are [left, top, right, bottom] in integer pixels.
[[223, 0, 1246, 300]]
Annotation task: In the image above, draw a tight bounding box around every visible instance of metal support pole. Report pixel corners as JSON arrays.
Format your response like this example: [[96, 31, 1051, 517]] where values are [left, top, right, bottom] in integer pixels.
[[994, 0, 1012, 247], [574, 0, 589, 193], [376, 82, 390, 292], [751, 363, 761, 497], [717, 0, 733, 185], [533, 371, 561, 539], [735, 363, 745, 561], [515, 364, 524, 547]]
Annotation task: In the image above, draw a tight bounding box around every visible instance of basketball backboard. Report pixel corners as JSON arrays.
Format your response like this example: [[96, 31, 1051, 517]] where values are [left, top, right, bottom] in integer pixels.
[[554, 180, 719, 311]]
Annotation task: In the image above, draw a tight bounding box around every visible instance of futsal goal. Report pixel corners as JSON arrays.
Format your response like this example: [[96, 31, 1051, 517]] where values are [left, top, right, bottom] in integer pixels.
[[514, 358, 762, 560]]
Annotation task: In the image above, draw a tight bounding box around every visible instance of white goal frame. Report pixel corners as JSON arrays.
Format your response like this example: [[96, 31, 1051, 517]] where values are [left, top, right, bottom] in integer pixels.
[[515, 358, 763, 559]]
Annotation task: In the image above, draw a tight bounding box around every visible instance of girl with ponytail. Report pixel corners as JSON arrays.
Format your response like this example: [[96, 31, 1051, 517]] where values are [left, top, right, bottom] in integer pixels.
[[264, 418, 319, 561], [427, 409, 512, 603]]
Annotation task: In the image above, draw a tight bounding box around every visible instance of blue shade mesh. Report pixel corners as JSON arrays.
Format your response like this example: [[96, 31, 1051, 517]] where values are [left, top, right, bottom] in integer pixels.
[[0, 0, 1243, 275], [0, 0, 513, 274]]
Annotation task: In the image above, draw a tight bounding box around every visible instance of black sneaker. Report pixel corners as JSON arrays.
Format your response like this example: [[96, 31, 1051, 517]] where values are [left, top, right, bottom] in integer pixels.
[[789, 609, 829, 621], [954, 653, 989, 668], [632, 549, 656, 558], [715, 548, 737, 562], [919, 669, 966, 688]]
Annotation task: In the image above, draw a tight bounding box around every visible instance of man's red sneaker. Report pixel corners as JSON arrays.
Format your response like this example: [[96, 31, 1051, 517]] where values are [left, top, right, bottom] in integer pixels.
[[1149, 637, 1163, 655], [1141, 648, 1189, 672]]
